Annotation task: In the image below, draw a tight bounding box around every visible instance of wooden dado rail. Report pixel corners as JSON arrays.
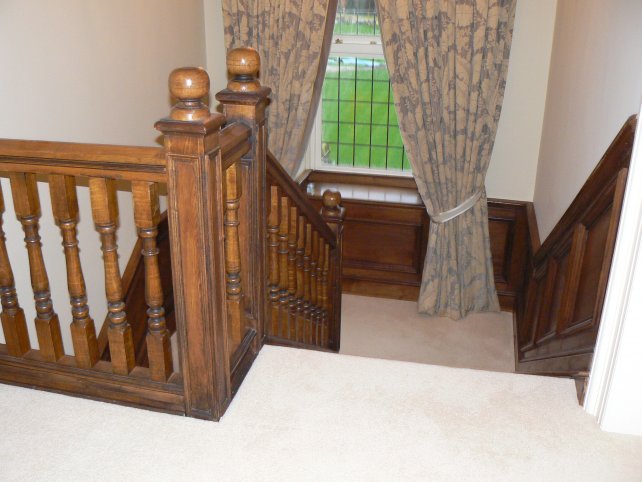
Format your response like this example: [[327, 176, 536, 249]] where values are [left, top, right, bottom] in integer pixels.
[[0, 48, 344, 420]]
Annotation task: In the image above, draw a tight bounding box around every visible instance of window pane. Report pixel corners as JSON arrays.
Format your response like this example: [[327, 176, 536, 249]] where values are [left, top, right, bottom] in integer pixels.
[[355, 124, 370, 145], [320, 54, 411, 173], [354, 146, 370, 167], [387, 147, 403, 170], [370, 147, 387, 169], [340, 57, 357, 79], [338, 144, 354, 166], [335, 0, 378, 37], [338, 123, 354, 144], [388, 126, 404, 148], [322, 122, 338, 143], [356, 80, 372, 102], [355, 102, 371, 124]]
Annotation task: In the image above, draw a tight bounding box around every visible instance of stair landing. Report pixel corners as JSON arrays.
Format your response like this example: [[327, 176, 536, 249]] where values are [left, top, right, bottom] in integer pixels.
[[1, 345, 641, 481]]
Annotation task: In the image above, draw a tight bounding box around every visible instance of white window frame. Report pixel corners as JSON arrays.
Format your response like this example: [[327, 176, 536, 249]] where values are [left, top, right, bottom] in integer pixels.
[[303, 34, 413, 178]]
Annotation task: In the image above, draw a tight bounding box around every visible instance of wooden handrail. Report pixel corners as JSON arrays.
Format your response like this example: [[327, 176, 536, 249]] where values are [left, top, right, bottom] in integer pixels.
[[220, 123, 251, 170], [532, 115, 636, 265], [267, 150, 336, 248], [0, 139, 165, 182]]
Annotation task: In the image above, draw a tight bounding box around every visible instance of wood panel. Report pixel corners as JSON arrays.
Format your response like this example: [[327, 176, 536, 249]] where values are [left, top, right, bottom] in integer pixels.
[[303, 171, 531, 311], [515, 116, 635, 376]]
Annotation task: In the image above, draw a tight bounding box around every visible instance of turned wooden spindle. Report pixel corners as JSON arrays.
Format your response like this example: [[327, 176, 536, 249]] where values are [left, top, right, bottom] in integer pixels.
[[321, 242, 330, 346], [49, 175, 98, 368], [302, 224, 313, 343], [267, 185, 280, 336], [10, 173, 64, 362], [0, 184, 30, 357], [89, 177, 135, 375], [223, 163, 245, 348], [287, 206, 298, 339], [132, 181, 172, 381], [315, 238, 325, 345], [309, 231, 319, 344], [294, 217, 306, 342], [278, 197, 290, 338]]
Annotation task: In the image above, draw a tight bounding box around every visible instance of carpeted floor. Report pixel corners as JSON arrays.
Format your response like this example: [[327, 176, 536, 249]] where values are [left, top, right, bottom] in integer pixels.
[[340, 294, 515, 372], [1, 345, 641, 481]]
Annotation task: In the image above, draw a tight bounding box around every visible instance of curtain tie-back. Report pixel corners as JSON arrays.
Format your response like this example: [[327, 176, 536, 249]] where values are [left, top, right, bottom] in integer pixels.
[[430, 189, 483, 224]]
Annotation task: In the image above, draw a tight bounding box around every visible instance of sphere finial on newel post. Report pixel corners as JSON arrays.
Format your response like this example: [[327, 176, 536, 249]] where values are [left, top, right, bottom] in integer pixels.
[[168, 67, 211, 121], [226, 47, 261, 93], [321, 190, 345, 225]]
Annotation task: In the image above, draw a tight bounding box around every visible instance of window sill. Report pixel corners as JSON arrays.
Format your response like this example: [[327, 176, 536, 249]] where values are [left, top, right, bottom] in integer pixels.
[[300, 170, 423, 207]]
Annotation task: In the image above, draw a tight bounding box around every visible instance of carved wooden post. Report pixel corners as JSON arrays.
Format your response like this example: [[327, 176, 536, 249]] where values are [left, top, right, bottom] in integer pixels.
[[216, 48, 271, 347], [10, 173, 64, 361], [156, 67, 230, 420], [0, 184, 30, 357], [89, 177, 134, 374], [132, 181, 173, 382], [223, 162, 244, 348], [321, 190, 345, 351], [50, 174, 98, 368]]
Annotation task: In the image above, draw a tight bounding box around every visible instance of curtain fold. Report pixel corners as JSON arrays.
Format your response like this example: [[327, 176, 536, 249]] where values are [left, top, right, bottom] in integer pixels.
[[377, 0, 516, 319], [223, 0, 337, 176]]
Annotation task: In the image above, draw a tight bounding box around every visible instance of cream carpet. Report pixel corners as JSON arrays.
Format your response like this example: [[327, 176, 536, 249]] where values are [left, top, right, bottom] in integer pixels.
[[341, 294, 515, 372], [1, 345, 641, 481]]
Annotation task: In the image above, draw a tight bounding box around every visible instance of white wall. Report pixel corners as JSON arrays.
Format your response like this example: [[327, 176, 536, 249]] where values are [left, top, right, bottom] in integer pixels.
[[203, 0, 229, 94], [533, 0, 642, 239], [485, 0, 557, 201], [0, 0, 206, 353]]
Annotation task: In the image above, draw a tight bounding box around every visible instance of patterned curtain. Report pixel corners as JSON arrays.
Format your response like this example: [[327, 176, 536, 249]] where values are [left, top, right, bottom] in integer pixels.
[[377, 0, 517, 319], [222, 0, 337, 176]]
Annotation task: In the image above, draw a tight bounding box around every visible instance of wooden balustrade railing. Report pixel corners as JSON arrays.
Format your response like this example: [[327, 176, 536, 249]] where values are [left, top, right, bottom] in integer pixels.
[[0, 48, 344, 420], [265, 152, 344, 351]]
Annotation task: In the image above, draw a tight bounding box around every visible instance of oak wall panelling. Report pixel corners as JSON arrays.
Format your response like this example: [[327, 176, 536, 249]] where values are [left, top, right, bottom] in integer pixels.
[[301, 171, 533, 312]]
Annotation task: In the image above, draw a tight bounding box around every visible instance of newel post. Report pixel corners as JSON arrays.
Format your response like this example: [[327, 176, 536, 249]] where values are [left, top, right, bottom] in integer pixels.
[[155, 68, 230, 420], [215, 49, 271, 345], [321, 190, 345, 351]]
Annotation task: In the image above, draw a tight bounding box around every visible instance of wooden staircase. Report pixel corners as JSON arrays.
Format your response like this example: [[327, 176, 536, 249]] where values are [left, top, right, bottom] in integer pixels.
[[514, 116, 636, 396], [0, 48, 344, 420]]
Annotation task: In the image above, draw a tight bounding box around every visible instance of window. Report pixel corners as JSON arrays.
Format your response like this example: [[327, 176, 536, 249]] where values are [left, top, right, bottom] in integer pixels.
[[308, 0, 411, 175]]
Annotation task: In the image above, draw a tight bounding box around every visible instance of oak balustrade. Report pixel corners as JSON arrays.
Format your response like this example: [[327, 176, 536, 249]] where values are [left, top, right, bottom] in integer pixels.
[[265, 152, 345, 350], [0, 46, 343, 420]]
